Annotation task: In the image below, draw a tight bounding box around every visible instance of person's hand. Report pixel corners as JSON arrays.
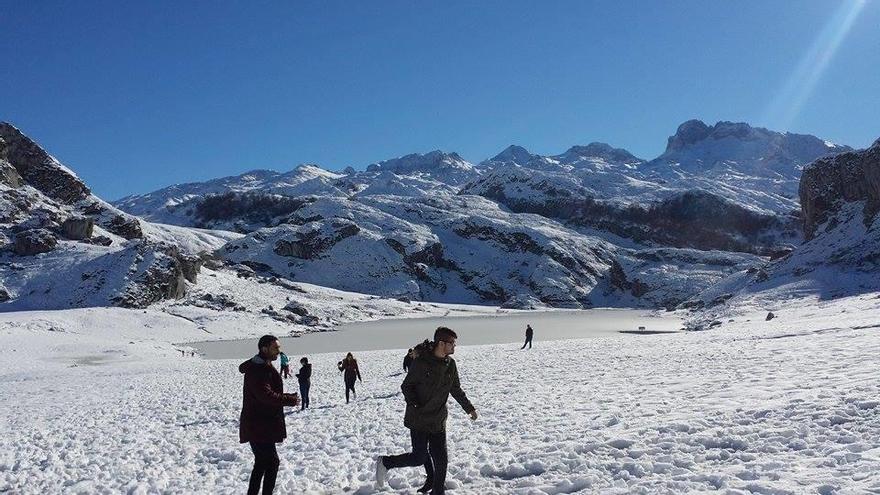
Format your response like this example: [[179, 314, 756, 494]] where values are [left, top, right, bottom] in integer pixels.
[[469, 410, 478, 421]]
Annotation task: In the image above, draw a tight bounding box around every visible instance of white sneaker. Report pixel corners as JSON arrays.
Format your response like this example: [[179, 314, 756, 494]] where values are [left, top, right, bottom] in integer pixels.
[[374, 455, 387, 489]]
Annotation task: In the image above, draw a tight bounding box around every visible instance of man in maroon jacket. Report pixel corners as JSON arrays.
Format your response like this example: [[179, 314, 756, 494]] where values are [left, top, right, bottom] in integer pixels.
[[240, 335, 299, 495]]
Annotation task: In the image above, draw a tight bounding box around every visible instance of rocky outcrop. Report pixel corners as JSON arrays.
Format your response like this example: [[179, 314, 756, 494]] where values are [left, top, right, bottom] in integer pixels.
[[61, 215, 94, 240], [0, 157, 23, 188], [799, 139, 880, 240], [106, 214, 143, 239], [273, 221, 360, 259], [0, 123, 90, 203], [111, 242, 187, 308], [13, 229, 57, 256], [178, 253, 203, 283]]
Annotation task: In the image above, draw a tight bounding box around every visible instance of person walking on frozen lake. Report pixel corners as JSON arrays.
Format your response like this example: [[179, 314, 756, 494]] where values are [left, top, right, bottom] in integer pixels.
[[337, 352, 362, 403], [239, 335, 299, 495], [296, 357, 312, 410], [375, 327, 478, 494], [279, 351, 291, 379], [520, 324, 534, 349]]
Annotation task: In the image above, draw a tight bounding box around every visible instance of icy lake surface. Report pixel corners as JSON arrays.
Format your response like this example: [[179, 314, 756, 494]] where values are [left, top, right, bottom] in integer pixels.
[[191, 309, 682, 358]]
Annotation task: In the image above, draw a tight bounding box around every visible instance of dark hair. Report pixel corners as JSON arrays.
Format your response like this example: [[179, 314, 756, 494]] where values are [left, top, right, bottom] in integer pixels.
[[434, 326, 457, 343], [258, 335, 278, 351], [300, 357, 308, 364]]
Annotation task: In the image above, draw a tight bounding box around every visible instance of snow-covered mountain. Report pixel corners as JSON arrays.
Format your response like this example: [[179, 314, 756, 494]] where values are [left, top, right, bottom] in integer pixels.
[[0, 123, 763, 313], [114, 164, 349, 224], [683, 137, 880, 328], [0, 122, 237, 310], [642, 120, 850, 214]]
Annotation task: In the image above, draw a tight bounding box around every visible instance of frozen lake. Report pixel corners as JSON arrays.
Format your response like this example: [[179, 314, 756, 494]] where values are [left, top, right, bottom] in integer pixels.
[[191, 308, 683, 359]]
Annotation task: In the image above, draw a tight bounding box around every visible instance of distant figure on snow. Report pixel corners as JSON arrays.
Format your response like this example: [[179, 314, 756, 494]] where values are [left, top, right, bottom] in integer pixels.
[[403, 348, 414, 372], [279, 352, 291, 379], [239, 335, 299, 495], [296, 357, 312, 410], [337, 352, 362, 403], [521, 324, 534, 349], [375, 327, 478, 494]]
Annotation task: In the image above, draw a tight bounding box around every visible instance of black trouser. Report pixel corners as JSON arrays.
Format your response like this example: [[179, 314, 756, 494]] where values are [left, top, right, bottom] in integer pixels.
[[345, 378, 356, 403], [383, 429, 448, 494], [521, 336, 532, 349], [248, 442, 279, 495], [299, 382, 310, 409]]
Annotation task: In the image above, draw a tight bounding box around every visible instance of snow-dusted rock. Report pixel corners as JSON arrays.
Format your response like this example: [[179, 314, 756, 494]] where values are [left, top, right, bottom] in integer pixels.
[[800, 138, 880, 240], [0, 122, 90, 203], [60, 215, 94, 240], [13, 228, 57, 256]]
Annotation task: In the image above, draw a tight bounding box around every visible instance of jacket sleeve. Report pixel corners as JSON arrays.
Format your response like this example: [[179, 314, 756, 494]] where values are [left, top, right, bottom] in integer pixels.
[[356, 363, 362, 381], [449, 361, 475, 413], [246, 372, 296, 407], [400, 360, 423, 407], [304, 366, 312, 380]]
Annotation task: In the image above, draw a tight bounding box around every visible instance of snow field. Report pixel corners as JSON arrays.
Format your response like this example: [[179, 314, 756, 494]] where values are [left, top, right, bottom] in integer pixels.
[[1, 297, 879, 493]]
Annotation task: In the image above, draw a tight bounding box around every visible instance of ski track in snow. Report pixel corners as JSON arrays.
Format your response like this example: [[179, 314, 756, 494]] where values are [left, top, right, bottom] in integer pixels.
[[2, 298, 880, 494]]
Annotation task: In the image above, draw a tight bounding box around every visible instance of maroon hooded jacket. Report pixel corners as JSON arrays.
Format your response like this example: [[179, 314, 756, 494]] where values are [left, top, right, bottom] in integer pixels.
[[239, 356, 298, 444]]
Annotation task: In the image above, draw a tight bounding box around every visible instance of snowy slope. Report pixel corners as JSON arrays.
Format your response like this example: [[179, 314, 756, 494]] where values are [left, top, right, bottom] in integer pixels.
[[682, 138, 880, 328], [114, 165, 348, 223], [2, 295, 879, 493]]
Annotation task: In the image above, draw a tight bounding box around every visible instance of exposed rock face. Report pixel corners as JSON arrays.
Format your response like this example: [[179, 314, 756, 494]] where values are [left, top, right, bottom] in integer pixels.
[[665, 119, 712, 152], [13, 229, 58, 256], [106, 214, 143, 239], [473, 181, 793, 254], [0, 123, 90, 203], [0, 152, 23, 188], [61, 215, 94, 240], [272, 221, 361, 259], [799, 139, 880, 240], [111, 242, 187, 308], [178, 254, 203, 283]]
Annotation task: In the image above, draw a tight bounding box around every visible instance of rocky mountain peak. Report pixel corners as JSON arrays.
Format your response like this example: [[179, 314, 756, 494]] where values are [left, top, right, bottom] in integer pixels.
[[665, 119, 713, 152], [0, 122, 91, 203], [365, 150, 475, 175], [488, 145, 535, 164], [560, 142, 643, 164]]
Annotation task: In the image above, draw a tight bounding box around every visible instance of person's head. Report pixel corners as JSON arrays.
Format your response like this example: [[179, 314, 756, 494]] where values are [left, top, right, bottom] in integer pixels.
[[346, 352, 354, 361], [433, 326, 458, 357], [257, 335, 281, 361], [300, 357, 308, 365]]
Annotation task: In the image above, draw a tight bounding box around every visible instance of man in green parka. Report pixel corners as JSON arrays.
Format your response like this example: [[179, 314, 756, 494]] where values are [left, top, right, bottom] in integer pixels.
[[375, 327, 478, 494]]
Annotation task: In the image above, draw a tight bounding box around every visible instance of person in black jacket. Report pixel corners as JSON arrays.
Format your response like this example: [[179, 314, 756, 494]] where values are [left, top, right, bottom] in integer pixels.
[[239, 335, 299, 495], [520, 324, 534, 349], [375, 327, 478, 494], [295, 357, 312, 410], [337, 352, 362, 403]]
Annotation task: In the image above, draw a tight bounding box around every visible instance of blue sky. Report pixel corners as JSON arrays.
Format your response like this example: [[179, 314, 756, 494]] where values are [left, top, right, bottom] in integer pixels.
[[3, 0, 878, 199]]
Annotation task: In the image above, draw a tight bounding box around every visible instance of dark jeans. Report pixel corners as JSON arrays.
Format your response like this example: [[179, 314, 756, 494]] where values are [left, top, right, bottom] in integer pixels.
[[345, 379, 356, 403], [383, 429, 448, 494], [521, 336, 532, 349], [248, 442, 279, 495], [299, 382, 310, 409]]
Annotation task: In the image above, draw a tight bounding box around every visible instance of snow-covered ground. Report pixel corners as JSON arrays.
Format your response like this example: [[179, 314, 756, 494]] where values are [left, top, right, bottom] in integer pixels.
[[2, 294, 879, 494]]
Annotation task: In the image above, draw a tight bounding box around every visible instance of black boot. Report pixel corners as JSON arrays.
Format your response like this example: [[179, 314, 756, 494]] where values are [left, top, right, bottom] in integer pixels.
[[417, 478, 433, 493]]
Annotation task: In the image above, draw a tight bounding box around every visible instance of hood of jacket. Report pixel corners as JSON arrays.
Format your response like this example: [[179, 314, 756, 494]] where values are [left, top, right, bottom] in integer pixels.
[[239, 354, 268, 373]]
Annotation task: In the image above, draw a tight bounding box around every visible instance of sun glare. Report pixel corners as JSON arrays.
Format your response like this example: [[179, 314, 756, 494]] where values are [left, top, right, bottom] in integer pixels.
[[762, 0, 867, 130]]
